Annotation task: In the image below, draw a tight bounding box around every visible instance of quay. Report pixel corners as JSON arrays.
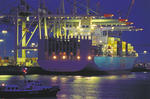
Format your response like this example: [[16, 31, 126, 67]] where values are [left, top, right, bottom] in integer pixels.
[[0, 65, 149, 75]]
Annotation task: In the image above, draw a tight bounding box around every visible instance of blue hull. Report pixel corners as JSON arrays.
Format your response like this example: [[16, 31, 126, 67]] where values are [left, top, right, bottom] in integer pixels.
[[93, 56, 136, 71]]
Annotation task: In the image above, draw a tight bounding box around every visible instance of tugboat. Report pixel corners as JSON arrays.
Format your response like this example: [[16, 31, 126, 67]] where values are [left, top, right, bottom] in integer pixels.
[[0, 80, 60, 98], [0, 67, 60, 98]]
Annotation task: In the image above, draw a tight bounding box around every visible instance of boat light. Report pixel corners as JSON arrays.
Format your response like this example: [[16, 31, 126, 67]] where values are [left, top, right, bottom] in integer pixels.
[[87, 56, 92, 61], [53, 55, 57, 60], [77, 56, 80, 60], [1, 83, 5, 86], [23, 69, 27, 74]]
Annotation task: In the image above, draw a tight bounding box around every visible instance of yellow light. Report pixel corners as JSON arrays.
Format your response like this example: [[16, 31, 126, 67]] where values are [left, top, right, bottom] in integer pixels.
[[88, 36, 91, 40], [91, 26, 94, 30], [87, 56, 92, 60], [2, 30, 8, 34], [140, 28, 143, 31], [62, 55, 66, 60], [107, 75, 118, 80], [33, 49, 38, 51], [143, 51, 147, 54], [31, 43, 35, 47], [81, 36, 84, 39], [92, 17, 95, 19], [135, 53, 138, 57], [0, 16, 4, 18], [122, 49, 126, 52], [53, 55, 57, 60], [0, 39, 4, 42], [75, 33, 77, 35], [51, 76, 58, 82], [80, 28, 83, 31], [26, 16, 30, 21], [27, 51, 30, 54], [112, 27, 114, 29], [77, 56, 80, 60], [99, 40, 102, 43]]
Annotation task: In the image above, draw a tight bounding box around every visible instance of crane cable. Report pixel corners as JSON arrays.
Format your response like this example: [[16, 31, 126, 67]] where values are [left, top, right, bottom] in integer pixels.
[[126, 0, 135, 19], [66, 0, 98, 15]]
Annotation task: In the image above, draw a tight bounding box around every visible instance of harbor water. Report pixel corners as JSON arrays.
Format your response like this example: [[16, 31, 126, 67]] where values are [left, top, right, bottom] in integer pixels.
[[0, 72, 150, 99]]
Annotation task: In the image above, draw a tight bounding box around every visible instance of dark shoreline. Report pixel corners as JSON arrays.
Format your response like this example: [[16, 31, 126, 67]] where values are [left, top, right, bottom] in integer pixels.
[[0, 66, 149, 76]]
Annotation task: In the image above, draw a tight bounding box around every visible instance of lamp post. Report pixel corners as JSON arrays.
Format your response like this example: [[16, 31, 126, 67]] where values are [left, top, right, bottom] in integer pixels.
[[2, 30, 8, 58], [0, 39, 4, 58]]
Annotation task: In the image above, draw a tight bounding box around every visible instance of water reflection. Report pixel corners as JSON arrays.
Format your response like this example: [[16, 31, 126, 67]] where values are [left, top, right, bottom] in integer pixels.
[[0, 75, 12, 81], [0, 73, 150, 99]]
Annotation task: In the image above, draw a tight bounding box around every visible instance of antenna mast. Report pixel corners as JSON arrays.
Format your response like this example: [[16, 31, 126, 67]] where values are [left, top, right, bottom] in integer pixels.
[[73, 0, 77, 15], [86, 0, 90, 15], [60, 0, 65, 14]]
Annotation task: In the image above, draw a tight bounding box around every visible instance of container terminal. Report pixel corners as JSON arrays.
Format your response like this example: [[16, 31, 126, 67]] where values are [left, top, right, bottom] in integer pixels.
[[0, 0, 146, 75]]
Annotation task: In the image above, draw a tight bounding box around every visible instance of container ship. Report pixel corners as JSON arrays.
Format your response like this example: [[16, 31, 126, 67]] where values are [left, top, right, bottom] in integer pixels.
[[0, 0, 142, 74], [37, 15, 142, 73]]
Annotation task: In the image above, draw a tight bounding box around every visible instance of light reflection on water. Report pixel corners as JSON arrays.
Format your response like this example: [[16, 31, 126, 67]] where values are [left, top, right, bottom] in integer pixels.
[[0, 72, 150, 99]]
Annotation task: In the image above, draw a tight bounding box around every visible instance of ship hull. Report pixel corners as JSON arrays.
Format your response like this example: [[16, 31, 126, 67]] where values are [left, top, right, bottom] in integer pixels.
[[0, 86, 60, 98], [38, 56, 136, 72]]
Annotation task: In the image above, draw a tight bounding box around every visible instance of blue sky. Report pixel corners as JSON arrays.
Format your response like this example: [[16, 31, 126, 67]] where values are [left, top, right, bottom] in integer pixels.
[[0, 0, 149, 57]]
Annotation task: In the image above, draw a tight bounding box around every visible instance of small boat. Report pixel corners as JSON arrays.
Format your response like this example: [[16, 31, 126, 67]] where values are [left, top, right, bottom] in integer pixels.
[[0, 80, 60, 98]]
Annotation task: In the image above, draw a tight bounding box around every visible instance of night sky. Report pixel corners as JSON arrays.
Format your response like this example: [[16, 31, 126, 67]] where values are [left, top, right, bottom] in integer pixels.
[[0, 0, 149, 57]]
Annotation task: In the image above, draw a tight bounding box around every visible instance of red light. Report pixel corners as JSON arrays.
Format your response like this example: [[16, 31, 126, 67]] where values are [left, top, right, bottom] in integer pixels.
[[23, 69, 27, 74], [125, 22, 133, 25], [118, 19, 128, 22], [104, 14, 114, 18]]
